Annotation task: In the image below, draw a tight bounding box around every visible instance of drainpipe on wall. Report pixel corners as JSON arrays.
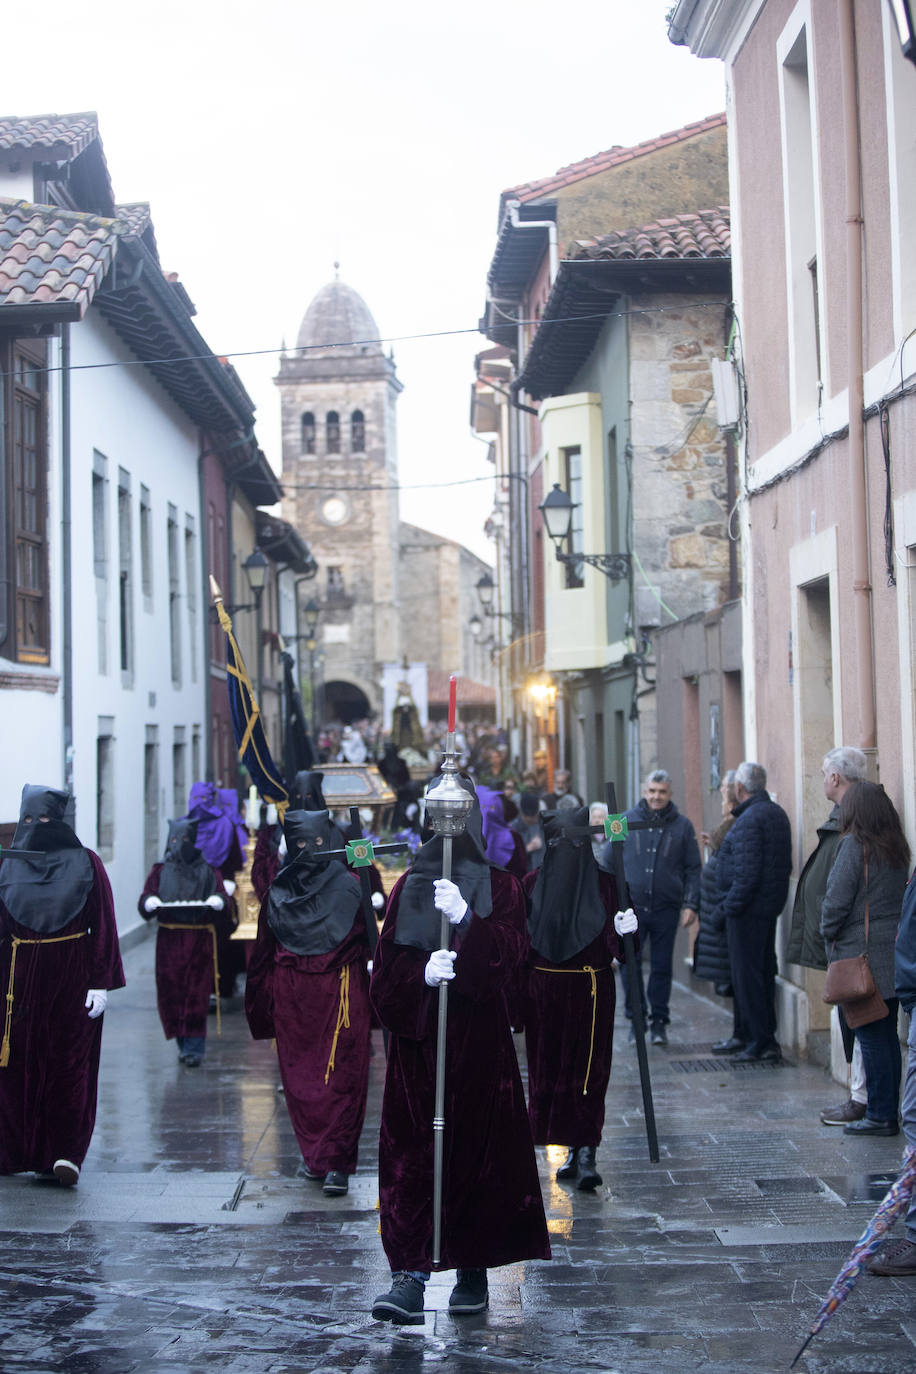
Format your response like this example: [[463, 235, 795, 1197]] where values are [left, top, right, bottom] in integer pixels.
[[198, 438, 213, 781], [839, 0, 877, 755], [60, 324, 75, 818]]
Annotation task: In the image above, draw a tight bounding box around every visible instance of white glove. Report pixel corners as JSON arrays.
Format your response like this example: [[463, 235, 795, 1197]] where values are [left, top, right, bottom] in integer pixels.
[[144, 895, 162, 913], [405, 802, 418, 820], [433, 879, 468, 925], [206, 893, 225, 910], [367, 960, 374, 975], [278, 836, 288, 860], [223, 879, 237, 897], [614, 907, 638, 936], [85, 989, 108, 1019], [424, 949, 457, 986], [265, 804, 278, 826], [371, 891, 385, 910]]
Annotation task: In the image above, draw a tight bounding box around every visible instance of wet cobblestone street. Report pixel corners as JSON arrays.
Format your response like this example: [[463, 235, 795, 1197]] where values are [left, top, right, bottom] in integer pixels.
[[2, 934, 915, 1373]]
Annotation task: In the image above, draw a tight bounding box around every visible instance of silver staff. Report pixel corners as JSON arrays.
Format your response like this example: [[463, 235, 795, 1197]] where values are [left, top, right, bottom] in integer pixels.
[[423, 728, 473, 1266]]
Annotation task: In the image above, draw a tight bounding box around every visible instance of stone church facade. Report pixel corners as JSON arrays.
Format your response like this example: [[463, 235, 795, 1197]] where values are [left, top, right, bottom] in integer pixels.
[[278, 277, 494, 725]]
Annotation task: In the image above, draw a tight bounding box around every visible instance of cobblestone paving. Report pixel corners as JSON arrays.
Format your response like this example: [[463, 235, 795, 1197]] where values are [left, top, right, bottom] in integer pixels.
[[1, 936, 914, 1372]]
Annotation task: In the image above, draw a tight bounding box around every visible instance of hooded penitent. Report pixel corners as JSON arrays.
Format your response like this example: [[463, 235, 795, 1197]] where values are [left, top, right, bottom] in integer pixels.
[[158, 819, 217, 904], [187, 782, 238, 869], [476, 785, 516, 868], [527, 807, 606, 963], [0, 784, 93, 933], [394, 778, 492, 951], [290, 770, 327, 811], [266, 810, 361, 956]]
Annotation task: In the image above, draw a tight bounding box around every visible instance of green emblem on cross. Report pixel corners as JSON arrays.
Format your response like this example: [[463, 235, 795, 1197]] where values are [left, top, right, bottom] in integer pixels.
[[604, 814, 628, 841], [345, 839, 375, 868]]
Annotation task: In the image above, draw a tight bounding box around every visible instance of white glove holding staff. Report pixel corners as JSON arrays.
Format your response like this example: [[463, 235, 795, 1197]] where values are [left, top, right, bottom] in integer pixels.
[[424, 949, 457, 987], [144, 895, 162, 913], [433, 879, 468, 925], [614, 907, 638, 936], [85, 989, 107, 1018]]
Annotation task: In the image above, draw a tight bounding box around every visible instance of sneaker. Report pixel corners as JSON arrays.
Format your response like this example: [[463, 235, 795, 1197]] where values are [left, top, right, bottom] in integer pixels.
[[180, 1054, 202, 1067], [448, 1268, 489, 1315], [867, 1238, 916, 1276], [372, 1273, 425, 1324], [52, 1159, 80, 1187], [843, 1116, 900, 1137], [322, 1170, 348, 1196], [820, 1098, 867, 1126], [650, 1022, 668, 1047]]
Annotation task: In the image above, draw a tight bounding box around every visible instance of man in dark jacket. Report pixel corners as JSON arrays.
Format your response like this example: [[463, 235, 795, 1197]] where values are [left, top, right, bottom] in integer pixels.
[[713, 761, 792, 1062], [601, 769, 700, 1047], [786, 746, 869, 1120], [868, 871, 916, 1276]]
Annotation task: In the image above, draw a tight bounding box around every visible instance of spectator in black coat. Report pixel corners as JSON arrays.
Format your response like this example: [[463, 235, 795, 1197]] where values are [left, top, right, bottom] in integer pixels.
[[693, 772, 737, 1018], [711, 761, 792, 1061], [600, 770, 700, 1047]]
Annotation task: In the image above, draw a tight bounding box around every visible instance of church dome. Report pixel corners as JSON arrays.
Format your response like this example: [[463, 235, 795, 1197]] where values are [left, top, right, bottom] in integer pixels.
[[296, 278, 383, 355]]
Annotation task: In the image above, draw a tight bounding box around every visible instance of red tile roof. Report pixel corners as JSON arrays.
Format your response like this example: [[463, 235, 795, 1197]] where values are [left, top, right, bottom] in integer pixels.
[[0, 198, 123, 316], [570, 207, 730, 262], [502, 112, 727, 204], [0, 112, 99, 157], [426, 670, 496, 708]]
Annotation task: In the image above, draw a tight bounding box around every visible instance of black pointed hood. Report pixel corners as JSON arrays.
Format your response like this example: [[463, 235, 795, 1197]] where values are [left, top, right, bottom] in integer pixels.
[[0, 784, 93, 932], [266, 810, 361, 955]]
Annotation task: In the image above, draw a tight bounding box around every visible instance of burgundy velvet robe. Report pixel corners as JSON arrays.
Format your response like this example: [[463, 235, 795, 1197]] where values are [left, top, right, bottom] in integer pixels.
[[505, 830, 529, 882], [139, 866, 231, 1040], [251, 825, 281, 902], [521, 869, 622, 1147], [0, 852, 125, 1173], [370, 868, 551, 1273], [245, 898, 371, 1174]]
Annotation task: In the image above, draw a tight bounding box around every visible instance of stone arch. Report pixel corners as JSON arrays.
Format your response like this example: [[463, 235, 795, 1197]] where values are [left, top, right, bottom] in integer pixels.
[[323, 677, 376, 725]]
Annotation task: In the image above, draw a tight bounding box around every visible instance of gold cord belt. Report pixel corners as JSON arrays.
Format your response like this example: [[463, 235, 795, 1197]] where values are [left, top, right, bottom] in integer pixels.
[[533, 964, 608, 1096], [159, 922, 222, 1037], [325, 964, 351, 1084], [1, 930, 89, 1068]]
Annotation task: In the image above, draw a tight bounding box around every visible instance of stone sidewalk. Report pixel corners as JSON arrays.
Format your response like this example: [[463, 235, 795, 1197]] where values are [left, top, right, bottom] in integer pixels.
[[1, 934, 914, 1373]]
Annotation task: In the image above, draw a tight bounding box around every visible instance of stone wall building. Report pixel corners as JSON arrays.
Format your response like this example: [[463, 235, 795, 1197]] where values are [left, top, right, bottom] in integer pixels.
[[278, 277, 495, 726]]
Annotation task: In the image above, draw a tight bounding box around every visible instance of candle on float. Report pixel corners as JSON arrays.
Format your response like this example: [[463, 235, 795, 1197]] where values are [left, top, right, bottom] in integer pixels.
[[248, 784, 259, 825], [448, 675, 457, 733]]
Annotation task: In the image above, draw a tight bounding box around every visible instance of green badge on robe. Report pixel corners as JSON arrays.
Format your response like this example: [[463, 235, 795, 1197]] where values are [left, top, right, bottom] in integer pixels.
[[604, 814, 628, 841], [345, 838, 375, 868]]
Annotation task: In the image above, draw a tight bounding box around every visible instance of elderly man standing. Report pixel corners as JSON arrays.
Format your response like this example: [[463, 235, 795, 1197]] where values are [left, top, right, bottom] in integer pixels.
[[603, 769, 701, 1046], [712, 761, 792, 1062], [785, 747, 869, 1117]]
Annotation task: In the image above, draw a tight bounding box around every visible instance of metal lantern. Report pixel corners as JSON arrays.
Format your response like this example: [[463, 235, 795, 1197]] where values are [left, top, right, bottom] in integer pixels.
[[424, 760, 474, 836]]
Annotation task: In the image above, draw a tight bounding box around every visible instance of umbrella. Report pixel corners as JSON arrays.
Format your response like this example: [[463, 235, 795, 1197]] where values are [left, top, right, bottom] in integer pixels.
[[791, 1146, 916, 1366]]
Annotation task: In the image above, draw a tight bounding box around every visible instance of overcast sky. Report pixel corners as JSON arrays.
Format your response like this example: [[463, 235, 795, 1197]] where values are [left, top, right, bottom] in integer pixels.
[[4, 1, 724, 562]]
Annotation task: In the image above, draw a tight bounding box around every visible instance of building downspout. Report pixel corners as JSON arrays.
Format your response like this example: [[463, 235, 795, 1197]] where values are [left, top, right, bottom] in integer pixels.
[[198, 438, 213, 780], [60, 324, 75, 816], [839, 0, 877, 754]]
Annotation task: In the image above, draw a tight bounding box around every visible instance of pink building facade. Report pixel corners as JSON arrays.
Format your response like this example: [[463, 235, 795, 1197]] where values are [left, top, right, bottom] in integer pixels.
[[670, 0, 916, 1062]]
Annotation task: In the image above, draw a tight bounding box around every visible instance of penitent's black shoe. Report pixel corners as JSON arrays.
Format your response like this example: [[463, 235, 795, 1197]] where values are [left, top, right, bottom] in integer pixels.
[[449, 1268, 489, 1315], [733, 1043, 781, 1063], [575, 1146, 603, 1192], [843, 1117, 900, 1137], [555, 1148, 578, 1181], [322, 1170, 348, 1196], [372, 1274, 425, 1324], [298, 1161, 325, 1181]]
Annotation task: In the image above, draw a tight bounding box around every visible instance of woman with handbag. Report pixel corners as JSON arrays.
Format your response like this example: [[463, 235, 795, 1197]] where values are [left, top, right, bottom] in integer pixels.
[[820, 780, 909, 1137]]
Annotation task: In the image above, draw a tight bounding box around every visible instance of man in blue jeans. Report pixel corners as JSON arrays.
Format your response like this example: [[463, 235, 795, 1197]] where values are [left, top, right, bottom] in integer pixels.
[[601, 770, 700, 1047], [868, 870, 916, 1275]]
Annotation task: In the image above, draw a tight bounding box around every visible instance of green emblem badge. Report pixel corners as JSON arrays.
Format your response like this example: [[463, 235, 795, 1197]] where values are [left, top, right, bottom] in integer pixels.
[[604, 814, 628, 841], [345, 839, 375, 868]]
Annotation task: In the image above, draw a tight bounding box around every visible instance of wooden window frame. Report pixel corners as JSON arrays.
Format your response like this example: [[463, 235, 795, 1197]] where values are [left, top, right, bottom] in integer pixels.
[[1, 338, 50, 664]]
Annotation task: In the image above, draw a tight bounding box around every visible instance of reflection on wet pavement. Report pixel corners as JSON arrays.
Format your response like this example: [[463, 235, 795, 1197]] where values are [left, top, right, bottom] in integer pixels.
[[2, 933, 915, 1371]]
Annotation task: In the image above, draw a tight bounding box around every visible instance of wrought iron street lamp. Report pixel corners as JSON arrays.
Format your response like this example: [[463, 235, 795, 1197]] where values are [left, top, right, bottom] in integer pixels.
[[474, 571, 522, 634], [303, 598, 321, 736], [242, 548, 269, 703], [538, 483, 631, 581]]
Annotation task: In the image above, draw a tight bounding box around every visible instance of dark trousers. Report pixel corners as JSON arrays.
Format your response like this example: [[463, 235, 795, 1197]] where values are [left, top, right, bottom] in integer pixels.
[[855, 998, 901, 1122], [621, 906, 679, 1026], [726, 915, 778, 1052]]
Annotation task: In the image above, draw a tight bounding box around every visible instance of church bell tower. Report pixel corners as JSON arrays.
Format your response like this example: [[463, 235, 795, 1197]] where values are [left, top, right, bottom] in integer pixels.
[[277, 275, 403, 723]]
